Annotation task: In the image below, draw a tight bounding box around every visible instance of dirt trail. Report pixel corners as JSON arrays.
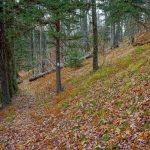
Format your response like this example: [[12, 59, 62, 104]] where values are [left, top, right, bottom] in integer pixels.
[[11, 91, 35, 127]]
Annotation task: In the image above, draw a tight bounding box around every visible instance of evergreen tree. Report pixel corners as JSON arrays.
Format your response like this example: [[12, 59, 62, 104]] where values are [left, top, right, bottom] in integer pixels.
[[41, 0, 85, 93]]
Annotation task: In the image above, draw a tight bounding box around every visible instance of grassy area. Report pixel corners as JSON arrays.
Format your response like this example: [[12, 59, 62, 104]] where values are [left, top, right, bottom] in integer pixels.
[[56, 44, 149, 111]]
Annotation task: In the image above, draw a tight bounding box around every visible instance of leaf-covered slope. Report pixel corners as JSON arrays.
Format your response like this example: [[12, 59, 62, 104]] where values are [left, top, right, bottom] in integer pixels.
[[0, 44, 150, 149], [47, 44, 150, 149]]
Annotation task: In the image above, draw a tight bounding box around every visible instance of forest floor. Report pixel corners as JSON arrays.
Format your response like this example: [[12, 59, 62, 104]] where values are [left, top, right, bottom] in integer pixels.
[[0, 43, 150, 150]]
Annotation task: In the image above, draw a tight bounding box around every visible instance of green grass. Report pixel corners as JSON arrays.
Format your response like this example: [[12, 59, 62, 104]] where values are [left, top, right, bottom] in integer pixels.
[[134, 46, 144, 54], [116, 56, 132, 68], [114, 100, 123, 108], [121, 121, 129, 128], [96, 107, 106, 117], [98, 118, 108, 125], [128, 59, 146, 73], [142, 44, 150, 50], [59, 101, 70, 110], [120, 81, 132, 95], [100, 136, 110, 142], [87, 66, 113, 84], [56, 44, 150, 115]]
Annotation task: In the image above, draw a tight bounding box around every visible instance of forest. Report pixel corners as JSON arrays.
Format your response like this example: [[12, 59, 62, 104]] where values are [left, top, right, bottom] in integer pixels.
[[0, 0, 150, 149]]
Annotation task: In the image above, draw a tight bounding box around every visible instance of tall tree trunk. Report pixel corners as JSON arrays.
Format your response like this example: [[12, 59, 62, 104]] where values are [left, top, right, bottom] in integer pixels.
[[0, 66, 11, 105], [145, 0, 150, 23], [39, 26, 43, 73], [119, 20, 123, 41], [0, 0, 11, 105], [80, 0, 89, 53], [55, 20, 62, 93], [8, 0, 18, 98], [129, 16, 135, 44], [8, 40, 18, 97], [92, 0, 99, 71], [115, 22, 120, 45], [111, 23, 118, 49], [31, 29, 35, 77]]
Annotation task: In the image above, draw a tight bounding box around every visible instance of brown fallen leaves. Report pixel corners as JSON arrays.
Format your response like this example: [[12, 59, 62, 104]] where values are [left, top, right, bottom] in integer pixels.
[[0, 44, 150, 149]]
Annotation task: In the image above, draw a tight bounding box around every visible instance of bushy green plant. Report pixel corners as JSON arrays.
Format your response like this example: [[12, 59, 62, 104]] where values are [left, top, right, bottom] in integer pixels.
[[65, 49, 84, 68]]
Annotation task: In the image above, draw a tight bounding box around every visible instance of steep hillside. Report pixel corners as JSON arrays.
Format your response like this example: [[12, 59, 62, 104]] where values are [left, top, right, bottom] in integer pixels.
[[0, 44, 150, 149]]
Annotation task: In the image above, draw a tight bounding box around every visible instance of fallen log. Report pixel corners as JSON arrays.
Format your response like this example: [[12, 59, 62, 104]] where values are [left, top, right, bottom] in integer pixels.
[[29, 70, 54, 82], [84, 53, 93, 59], [29, 54, 93, 82], [29, 64, 64, 82], [82, 53, 93, 59]]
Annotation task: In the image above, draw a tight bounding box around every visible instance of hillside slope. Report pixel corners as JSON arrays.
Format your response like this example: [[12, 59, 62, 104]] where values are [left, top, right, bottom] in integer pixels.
[[0, 44, 150, 149]]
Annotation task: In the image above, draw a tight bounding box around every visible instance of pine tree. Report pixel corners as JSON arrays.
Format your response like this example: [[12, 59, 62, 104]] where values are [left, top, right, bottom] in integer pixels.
[[41, 0, 85, 93]]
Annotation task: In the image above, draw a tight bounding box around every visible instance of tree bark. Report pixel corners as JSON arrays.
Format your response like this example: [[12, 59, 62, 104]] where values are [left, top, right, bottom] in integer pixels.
[[92, 0, 99, 71], [145, 0, 150, 23], [111, 23, 118, 49], [55, 20, 62, 93], [0, 0, 11, 105], [80, 0, 89, 53]]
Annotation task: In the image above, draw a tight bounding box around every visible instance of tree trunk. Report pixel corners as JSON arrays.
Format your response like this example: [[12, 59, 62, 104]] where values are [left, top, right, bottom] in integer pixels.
[[39, 26, 43, 73], [80, 0, 89, 53], [8, 40, 18, 97], [119, 20, 123, 41], [55, 20, 62, 93], [31, 29, 36, 77], [0, 0, 18, 106], [129, 16, 135, 44], [111, 23, 118, 49], [145, 0, 150, 22], [0, 65, 11, 105], [0, 0, 11, 105], [92, 0, 99, 71], [115, 22, 120, 45], [7, 13, 18, 97]]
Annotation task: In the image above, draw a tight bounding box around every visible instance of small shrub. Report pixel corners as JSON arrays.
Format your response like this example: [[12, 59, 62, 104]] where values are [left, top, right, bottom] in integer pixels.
[[65, 49, 84, 68]]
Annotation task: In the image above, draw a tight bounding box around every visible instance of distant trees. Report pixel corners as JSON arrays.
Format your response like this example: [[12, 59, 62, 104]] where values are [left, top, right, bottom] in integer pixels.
[[0, 0, 149, 106]]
